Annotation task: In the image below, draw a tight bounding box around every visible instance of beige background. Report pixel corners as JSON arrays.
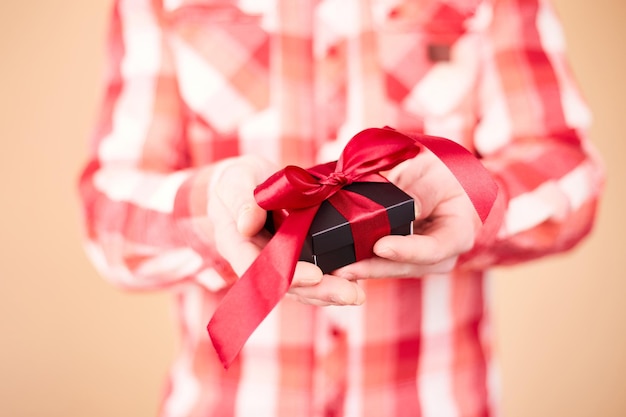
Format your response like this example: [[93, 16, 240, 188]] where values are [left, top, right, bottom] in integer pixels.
[[1, 1, 624, 416]]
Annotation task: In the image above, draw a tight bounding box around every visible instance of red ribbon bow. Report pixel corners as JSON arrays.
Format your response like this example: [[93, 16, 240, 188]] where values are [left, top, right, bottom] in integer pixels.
[[207, 127, 498, 368]]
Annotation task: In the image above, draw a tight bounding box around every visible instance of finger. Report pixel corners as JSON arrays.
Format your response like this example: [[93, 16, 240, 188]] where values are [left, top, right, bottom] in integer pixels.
[[214, 220, 268, 276], [373, 216, 475, 264], [236, 202, 267, 237], [334, 255, 458, 280], [213, 160, 267, 237], [288, 275, 365, 306], [291, 261, 323, 287], [209, 195, 268, 276]]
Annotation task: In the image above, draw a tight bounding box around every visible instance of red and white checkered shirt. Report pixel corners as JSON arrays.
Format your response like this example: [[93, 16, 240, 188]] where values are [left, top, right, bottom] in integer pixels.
[[79, 0, 604, 416]]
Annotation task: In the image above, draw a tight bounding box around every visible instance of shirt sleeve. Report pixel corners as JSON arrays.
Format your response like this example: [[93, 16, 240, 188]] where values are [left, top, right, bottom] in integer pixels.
[[460, 0, 605, 269], [78, 0, 238, 291]]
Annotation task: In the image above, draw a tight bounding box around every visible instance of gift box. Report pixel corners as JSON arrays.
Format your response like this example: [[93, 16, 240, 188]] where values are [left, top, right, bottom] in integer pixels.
[[265, 181, 415, 274]]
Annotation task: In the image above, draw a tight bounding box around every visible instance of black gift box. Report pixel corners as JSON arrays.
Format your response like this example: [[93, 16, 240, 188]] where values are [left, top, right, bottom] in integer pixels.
[[265, 181, 415, 274]]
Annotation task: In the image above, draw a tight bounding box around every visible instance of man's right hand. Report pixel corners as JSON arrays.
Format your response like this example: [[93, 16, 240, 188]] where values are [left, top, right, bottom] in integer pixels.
[[207, 155, 364, 306]]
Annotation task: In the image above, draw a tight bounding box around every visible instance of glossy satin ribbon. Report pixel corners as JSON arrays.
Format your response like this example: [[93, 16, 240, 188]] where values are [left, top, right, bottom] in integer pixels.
[[207, 127, 498, 368]]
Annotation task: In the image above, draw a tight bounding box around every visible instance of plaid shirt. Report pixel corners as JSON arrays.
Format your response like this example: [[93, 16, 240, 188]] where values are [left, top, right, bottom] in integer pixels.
[[79, 0, 604, 416]]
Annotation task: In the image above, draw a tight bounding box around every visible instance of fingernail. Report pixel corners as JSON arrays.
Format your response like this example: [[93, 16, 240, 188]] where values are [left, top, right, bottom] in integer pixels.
[[330, 288, 364, 306], [335, 270, 355, 280], [236, 204, 252, 232], [329, 294, 347, 305], [375, 245, 396, 259], [298, 275, 322, 286], [239, 203, 252, 217]]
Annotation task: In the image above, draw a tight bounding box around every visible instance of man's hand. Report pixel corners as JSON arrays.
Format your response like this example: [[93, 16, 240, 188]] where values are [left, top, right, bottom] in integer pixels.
[[333, 148, 483, 280], [207, 155, 364, 306]]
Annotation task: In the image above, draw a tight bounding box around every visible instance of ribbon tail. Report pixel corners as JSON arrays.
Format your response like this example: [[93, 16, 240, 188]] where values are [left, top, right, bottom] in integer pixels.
[[207, 205, 319, 368]]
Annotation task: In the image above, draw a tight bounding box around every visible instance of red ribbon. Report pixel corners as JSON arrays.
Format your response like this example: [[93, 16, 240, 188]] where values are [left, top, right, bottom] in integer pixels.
[[207, 127, 498, 368], [268, 162, 394, 264]]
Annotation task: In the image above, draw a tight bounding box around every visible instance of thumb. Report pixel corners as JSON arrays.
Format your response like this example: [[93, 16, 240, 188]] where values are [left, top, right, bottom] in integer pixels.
[[212, 157, 268, 237], [236, 201, 266, 236]]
